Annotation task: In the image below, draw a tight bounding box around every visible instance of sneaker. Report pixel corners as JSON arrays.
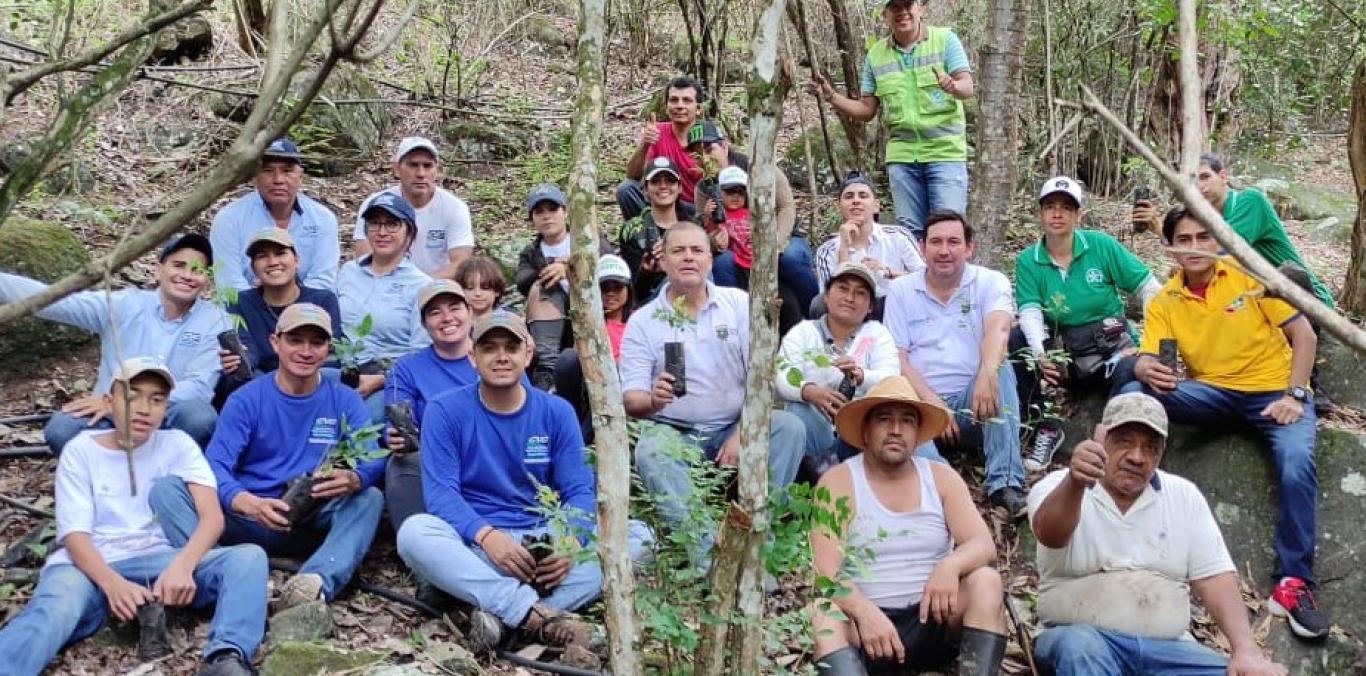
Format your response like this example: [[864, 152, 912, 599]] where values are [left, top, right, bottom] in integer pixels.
[[414, 578, 456, 616], [275, 573, 325, 612], [1268, 577, 1330, 639], [1025, 423, 1065, 472], [519, 604, 591, 647], [989, 487, 1027, 519], [198, 649, 254, 676], [467, 608, 503, 654]]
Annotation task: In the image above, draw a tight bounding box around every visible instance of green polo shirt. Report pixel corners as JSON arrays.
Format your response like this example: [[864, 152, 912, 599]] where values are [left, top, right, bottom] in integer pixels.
[[1222, 188, 1335, 308], [1015, 229, 1154, 330]]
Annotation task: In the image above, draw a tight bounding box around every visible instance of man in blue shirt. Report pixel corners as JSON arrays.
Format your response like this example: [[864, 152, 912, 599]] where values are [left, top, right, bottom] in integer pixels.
[[200, 303, 385, 612], [0, 234, 225, 454], [210, 138, 340, 291], [397, 311, 651, 648]]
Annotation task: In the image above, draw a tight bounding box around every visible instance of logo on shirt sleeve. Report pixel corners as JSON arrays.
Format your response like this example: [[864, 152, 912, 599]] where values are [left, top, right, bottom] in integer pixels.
[[524, 435, 550, 465]]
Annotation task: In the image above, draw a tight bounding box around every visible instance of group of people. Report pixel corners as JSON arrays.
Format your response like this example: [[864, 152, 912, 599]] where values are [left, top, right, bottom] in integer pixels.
[[0, 0, 1340, 673]]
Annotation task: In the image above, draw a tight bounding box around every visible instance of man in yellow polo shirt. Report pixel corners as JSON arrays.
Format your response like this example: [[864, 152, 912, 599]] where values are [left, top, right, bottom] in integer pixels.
[[1122, 208, 1327, 641]]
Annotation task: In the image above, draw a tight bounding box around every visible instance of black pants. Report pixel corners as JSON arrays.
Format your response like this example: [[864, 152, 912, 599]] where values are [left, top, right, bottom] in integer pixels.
[[863, 602, 957, 675], [1008, 326, 1138, 427]]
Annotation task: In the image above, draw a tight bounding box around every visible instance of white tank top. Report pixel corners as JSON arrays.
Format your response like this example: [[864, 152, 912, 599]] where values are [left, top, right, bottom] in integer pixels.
[[847, 454, 954, 608]]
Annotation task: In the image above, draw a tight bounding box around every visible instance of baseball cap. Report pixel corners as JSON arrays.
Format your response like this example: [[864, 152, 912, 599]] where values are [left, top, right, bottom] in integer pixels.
[[113, 356, 176, 390], [718, 166, 748, 190], [644, 156, 682, 182], [245, 227, 295, 258], [1099, 392, 1169, 439], [828, 261, 877, 294], [598, 254, 631, 284], [686, 119, 725, 148], [417, 279, 467, 314], [275, 303, 333, 337], [525, 183, 567, 213], [262, 137, 302, 164], [393, 136, 439, 163], [471, 310, 532, 345], [362, 191, 418, 225], [160, 233, 213, 265], [1038, 176, 1085, 207], [838, 171, 876, 196]]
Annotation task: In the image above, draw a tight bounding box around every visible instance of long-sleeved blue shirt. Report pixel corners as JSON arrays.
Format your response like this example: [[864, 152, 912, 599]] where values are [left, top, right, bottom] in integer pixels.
[[229, 285, 344, 372], [0, 273, 227, 404], [336, 255, 432, 364], [420, 384, 595, 543], [384, 347, 478, 426], [210, 190, 341, 291], [207, 374, 386, 511]]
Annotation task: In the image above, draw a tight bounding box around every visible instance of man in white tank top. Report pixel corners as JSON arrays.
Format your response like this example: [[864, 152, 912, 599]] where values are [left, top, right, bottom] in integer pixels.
[[809, 376, 1008, 676]]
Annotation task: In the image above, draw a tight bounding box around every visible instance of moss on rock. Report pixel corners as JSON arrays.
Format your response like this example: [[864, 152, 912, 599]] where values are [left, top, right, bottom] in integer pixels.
[[0, 218, 94, 358], [260, 642, 385, 676]]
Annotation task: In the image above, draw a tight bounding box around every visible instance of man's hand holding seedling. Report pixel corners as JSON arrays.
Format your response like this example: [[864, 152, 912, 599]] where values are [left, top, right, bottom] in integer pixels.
[[311, 469, 362, 498], [153, 557, 198, 607], [535, 536, 581, 592], [476, 527, 536, 583], [231, 492, 292, 532]]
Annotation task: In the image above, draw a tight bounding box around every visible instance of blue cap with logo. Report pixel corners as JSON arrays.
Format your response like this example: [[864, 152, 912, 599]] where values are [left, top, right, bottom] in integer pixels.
[[262, 137, 302, 164], [363, 191, 418, 225], [525, 183, 567, 214]]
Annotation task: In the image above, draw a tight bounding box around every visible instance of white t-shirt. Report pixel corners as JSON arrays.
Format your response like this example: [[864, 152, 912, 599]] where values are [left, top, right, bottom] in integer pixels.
[[354, 186, 474, 275], [883, 265, 1015, 395], [49, 429, 217, 569], [1026, 468, 1236, 639], [540, 237, 572, 293]]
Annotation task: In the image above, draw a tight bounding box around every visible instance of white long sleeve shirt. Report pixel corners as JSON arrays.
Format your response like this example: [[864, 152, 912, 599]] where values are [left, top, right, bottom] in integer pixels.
[[776, 318, 900, 403]]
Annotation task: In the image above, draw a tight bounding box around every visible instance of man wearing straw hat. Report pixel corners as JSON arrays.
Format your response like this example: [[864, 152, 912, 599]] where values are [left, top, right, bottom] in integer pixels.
[[809, 376, 1007, 676]]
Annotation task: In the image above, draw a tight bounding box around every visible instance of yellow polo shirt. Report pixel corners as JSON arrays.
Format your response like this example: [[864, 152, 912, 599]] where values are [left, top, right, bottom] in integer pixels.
[[1140, 261, 1299, 392]]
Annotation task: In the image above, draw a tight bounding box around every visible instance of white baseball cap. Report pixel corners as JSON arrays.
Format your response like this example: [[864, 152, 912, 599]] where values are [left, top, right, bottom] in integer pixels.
[[598, 254, 632, 284], [393, 136, 439, 163], [1038, 176, 1085, 207], [114, 357, 176, 390], [718, 166, 748, 189]]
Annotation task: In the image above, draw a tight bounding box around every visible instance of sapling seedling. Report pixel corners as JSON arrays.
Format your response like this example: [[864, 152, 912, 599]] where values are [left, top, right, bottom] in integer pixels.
[[197, 261, 253, 381], [279, 414, 387, 525], [334, 314, 373, 388]]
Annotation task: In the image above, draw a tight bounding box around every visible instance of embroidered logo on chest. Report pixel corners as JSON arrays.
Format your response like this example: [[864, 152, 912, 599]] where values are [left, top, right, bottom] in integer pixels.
[[1086, 268, 1104, 285]]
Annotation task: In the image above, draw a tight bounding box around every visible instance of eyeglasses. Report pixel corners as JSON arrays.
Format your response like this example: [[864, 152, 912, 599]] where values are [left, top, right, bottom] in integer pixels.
[[365, 219, 405, 233]]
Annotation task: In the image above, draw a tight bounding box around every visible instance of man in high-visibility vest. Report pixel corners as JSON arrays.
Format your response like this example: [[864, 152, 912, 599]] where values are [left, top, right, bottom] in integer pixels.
[[812, 0, 974, 242]]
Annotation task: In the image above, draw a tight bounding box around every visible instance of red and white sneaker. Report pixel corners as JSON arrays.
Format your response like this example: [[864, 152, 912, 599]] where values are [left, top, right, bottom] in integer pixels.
[[1268, 577, 1330, 639]]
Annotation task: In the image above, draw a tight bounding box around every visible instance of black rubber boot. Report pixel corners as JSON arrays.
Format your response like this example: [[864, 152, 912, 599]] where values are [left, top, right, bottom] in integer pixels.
[[957, 627, 1007, 676], [814, 646, 869, 676], [527, 319, 566, 391]]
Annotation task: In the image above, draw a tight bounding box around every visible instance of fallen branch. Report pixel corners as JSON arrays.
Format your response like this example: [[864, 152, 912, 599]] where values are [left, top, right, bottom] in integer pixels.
[[1060, 88, 1366, 355], [0, 492, 54, 518], [1034, 110, 1083, 166]]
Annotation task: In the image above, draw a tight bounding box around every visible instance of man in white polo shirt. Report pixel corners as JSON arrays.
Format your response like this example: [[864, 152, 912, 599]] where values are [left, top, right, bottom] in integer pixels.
[[620, 223, 805, 563], [354, 137, 474, 279], [1028, 393, 1285, 676], [882, 209, 1026, 517]]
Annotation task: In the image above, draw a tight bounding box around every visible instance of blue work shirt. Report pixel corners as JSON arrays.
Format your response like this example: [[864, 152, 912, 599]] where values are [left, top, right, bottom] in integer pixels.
[[207, 374, 385, 510], [385, 347, 532, 426], [210, 190, 341, 291], [0, 273, 228, 404], [336, 255, 432, 364]]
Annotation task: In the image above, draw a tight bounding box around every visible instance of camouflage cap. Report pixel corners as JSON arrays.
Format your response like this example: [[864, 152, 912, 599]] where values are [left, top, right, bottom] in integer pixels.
[[1100, 392, 1168, 438]]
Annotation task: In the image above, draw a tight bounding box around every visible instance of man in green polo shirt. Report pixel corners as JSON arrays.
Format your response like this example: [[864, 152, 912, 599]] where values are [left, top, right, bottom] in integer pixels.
[[1134, 153, 1333, 307], [1012, 177, 1161, 471]]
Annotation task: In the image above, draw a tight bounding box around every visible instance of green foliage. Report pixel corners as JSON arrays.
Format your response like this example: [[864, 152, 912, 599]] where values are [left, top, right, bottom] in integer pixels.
[[317, 414, 387, 475], [334, 314, 374, 370], [652, 295, 699, 339]]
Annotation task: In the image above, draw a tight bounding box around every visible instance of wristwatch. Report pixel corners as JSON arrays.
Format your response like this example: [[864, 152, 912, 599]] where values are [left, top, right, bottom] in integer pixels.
[[1286, 386, 1311, 403]]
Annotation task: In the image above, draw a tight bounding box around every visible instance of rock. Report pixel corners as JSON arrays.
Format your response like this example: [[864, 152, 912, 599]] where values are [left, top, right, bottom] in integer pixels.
[[1307, 216, 1351, 245], [362, 667, 426, 676], [1315, 334, 1366, 410], [260, 642, 385, 676], [266, 601, 334, 647], [0, 138, 93, 193], [424, 640, 479, 673], [440, 119, 535, 163], [1252, 179, 1358, 227], [148, 0, 212, 64], [1263, 625, 1363, 676], [0, 218, 94, 360], [560, 644, 602, 672], [782, 124, 857, 194], [208, 64, 390, 176], [525, 15, 574, 55]]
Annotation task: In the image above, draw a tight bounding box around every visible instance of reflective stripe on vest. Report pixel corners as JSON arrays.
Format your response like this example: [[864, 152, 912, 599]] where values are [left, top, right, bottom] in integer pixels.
[[867, 27, 968, 164]]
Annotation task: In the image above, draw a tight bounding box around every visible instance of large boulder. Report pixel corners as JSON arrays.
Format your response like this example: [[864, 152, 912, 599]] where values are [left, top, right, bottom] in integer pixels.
[[439, 119, 536, 163], [0, 218, 94, 360], [260, 642, 384, 676], [1314, 334, 1366, 411], [148, 0, 212, 64], [1251, 178, 1358, 232]]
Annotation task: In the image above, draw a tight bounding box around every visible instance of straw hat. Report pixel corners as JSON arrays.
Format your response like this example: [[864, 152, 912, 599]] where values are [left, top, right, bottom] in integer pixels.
[[835, 376, 952, 450]]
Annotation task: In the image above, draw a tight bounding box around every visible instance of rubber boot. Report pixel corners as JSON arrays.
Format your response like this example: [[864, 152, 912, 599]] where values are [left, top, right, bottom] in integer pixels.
[[527, 318, 565, 391], [814, 646, 869, 676], [957, 627, 1007, 676]]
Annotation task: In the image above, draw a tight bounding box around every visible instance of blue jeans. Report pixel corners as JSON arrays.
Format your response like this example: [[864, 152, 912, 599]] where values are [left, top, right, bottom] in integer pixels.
[[916, 367, 1025, 494], [1036, 624, 1227, 676], [633, 412, 805, 559], [397, 514, 654, 627], [43, 399, 217, 455], [886, 161, 968, 241], [150, 475, 383, 600], [1121, 379, 1318, 581], [0, 543, 267, 676]]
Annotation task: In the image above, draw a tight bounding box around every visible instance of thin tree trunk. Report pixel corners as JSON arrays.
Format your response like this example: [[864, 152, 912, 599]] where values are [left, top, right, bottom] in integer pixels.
[[1340, 60, 1366, 315], [233, 0, 267, 56], [1176, 0, 1202, 180], [787, 0, 840, 181], [966, 0, 1030, 265], [693, 1, 789, 674], [564, 0, 641, 671], [823, 0, 867, 173]]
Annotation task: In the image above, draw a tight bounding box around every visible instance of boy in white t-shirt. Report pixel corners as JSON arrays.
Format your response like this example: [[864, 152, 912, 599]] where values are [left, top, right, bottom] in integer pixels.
[[354, 137, 475, 278], [0, 358, 268, 676]]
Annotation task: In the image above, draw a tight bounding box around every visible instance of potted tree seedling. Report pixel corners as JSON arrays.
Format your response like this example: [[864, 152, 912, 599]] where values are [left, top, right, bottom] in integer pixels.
[[199, 262, 253, 382], [333, 314, 373, 388], [279, 414, 386, 525], [652, 295, 697, 397]]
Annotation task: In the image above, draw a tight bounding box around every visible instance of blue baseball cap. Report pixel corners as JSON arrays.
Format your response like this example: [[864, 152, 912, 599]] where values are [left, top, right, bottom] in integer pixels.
[[262, 137, 302, 164], [525, 183, 567, 214], [362, 191, 418, 224], [159, 233, 213, 265]]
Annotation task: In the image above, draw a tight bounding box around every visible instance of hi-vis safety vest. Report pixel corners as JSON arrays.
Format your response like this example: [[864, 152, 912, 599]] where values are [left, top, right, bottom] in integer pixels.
[[867, 26, 968, 164]]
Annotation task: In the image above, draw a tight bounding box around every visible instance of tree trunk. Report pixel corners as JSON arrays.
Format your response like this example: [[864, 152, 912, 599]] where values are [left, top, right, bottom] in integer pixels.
[[965, 0, 1030, 266], [1176, 0, 1201, 180], [823, 0, 867, 173], [233, 0, 266, 56], [564, 0, 642, 672], [1340, 60, 1366, 315], [692, 1, 789, 674]]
